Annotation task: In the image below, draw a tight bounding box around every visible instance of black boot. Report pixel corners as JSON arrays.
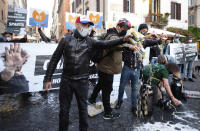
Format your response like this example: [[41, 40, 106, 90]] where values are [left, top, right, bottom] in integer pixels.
[[188, 78, 194, 82], [115, 100, 123, 109], [182, 93, 187, 102], [192, 74, 197, 79]]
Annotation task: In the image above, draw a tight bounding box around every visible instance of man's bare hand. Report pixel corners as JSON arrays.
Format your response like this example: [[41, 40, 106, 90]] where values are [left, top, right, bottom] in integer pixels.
[[5, 43, 29, 69], [123, 35, 133, 42], [44, 81, 52, 93], [171, 97, 181, 106], [128, 45, 140, 51]]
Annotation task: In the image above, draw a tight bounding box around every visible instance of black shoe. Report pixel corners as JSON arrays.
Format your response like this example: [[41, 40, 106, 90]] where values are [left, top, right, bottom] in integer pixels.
[[103, 112, 120, 120], [192, 74, 197, 79], [188, 78, 194, 82], [183, 78, 187, 81], [131, 107, 137, 116], [182, 93, 187, 102], [87, 99, 96, 105], [115, 100, 123, 109]]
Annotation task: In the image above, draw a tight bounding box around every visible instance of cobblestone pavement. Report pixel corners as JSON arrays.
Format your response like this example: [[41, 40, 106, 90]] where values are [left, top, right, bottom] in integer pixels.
[[0, 62, 200, 131]]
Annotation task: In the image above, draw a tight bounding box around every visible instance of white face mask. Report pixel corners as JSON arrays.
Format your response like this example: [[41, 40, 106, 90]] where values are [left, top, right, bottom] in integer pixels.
[[174, 38, 179, 43], [189, 40, 192, 43], [6, 37, 12, 41], [79, 27, 89, 37]]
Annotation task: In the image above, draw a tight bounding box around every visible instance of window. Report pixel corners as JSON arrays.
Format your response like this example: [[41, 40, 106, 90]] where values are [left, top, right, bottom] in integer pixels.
[[96, 0, 100, 12], [171, 2, 181, 20], [85, 8, 89, 15], [123, 0, 135, 13], [1, 10, 3, 21], [188, 0, 195, 6], [76, 0, 81, 8], [150, 0, 161, 22], [189, 15, 194, 25], [151, 0, 160, 14], [72, 2, 75, 13]]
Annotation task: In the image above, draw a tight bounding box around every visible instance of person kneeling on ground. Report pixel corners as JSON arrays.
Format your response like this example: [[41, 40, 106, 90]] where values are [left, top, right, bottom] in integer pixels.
[[142, 55, 181, 107]]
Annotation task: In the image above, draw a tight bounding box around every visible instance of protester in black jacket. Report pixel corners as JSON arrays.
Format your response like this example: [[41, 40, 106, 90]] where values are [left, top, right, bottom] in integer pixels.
[[115, 24, 162, 113], [43, 16, 132, 131]]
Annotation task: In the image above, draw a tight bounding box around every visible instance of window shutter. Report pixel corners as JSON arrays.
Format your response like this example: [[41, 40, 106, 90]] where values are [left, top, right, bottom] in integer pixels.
[[177, 3, 181, 20], [72, 2, 74, 13], [130, 0, 135, 13], [96, 0, 100, 12], [171, 2, 175, 19], [123, 0, 127, 12]]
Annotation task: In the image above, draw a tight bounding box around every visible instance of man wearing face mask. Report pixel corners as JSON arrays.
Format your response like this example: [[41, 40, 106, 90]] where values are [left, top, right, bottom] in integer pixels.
[[87, 18, 137, 120], [2, 32, 13, 42], [138, 24, 162, 48], [183, 36, 197, 82], [43, 16, 132, 131], [115, 23, 163, 113]]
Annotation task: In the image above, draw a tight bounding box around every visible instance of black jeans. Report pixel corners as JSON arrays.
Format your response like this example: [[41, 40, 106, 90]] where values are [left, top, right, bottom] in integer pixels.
[[59, 77, 88, 131], [90, 71, 114, 114]]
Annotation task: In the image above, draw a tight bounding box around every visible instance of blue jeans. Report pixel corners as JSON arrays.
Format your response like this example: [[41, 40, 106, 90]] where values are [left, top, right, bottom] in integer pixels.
[[184, 60, 194, 79], [118, 65, 140, 108]]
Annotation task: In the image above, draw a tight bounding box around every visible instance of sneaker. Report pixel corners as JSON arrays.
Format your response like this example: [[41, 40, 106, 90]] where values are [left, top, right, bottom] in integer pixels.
[[103, 112, 120, 120], [188, 78, 194, 82], [183, 78, 187, 81], [87, 99, 96, 105], [115, 100, 123, 109]]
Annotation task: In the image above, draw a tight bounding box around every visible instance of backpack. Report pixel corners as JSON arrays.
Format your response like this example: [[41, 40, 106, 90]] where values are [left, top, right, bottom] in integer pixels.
[[137, 64, 164, 116], [170, 76, 186, 101], [142, 63, 165, 84], [90, 33, 116, 63]]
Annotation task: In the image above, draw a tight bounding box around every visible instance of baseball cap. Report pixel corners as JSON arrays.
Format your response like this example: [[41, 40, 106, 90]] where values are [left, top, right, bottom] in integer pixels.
[[75, 16, 94, 26]]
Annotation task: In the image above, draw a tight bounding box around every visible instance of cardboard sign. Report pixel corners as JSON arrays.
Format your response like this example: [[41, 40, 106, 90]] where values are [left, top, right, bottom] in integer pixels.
[[29, 8, 49, 28], [65, 13, 81, 29], [87, 11, 103, 29], [6, 5, 27, 34]]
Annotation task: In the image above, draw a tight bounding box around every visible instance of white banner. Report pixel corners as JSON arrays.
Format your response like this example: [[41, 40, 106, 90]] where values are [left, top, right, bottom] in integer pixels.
[[0, 43, 61, 93], [169, 43, 198, 64], [0, 43, 98, 94], [169, 43, 184, 64]]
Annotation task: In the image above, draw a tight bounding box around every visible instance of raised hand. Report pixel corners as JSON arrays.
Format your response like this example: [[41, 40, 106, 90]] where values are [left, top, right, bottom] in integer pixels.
[[5, 43, 29, 70]]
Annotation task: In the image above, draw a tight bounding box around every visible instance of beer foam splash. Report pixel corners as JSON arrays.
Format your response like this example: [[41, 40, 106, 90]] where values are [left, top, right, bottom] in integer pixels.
[[134, 121, 198, 131]]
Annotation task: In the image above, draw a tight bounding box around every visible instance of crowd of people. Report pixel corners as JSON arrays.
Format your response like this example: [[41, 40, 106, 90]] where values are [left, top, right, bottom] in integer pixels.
[[42, 16, 197, 131], [0, 15, 198, 131]]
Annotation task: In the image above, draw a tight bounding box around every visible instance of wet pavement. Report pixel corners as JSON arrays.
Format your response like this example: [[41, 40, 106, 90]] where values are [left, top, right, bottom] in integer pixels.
[[0, 70, 200, 131]]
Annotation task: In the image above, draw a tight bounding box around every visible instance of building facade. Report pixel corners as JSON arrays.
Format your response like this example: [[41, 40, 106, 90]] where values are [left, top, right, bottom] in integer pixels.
[[188, 0, 200, 28], [0, 0, 8, 34], [51, 0, 59, 39], [70, 0, 188, 30], [8, 0, 27, 9], [57, 0, 70, 40], [0, 0, 27, 34]]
